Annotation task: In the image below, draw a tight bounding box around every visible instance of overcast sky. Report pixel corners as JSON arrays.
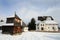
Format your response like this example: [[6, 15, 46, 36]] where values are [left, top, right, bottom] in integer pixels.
[[0, 0, 60, 25]]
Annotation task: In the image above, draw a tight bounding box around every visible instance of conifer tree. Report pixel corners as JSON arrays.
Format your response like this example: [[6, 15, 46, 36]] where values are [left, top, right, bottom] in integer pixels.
[[28, 18, 36, 30]]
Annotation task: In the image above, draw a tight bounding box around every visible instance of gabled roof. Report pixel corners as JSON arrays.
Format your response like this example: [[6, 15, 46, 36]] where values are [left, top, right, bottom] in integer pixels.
[[7, 14, 21, 20], [38, 16, 54, 21], [15, 14, 21, 20], [22, 21, 27, 27]]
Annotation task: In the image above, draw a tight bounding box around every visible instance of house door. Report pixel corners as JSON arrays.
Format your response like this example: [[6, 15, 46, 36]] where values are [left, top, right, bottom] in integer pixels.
[[41, 27, 44, 31]]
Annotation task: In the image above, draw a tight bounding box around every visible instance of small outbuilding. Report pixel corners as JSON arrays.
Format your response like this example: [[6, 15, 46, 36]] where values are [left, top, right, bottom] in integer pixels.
[[21, 21, 28, 32]]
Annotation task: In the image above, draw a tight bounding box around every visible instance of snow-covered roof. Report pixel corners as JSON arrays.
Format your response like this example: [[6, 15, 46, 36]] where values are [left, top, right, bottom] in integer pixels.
[[44, 17, 58, 24], [7, 15, 15, 18], [45, 20, 58, 24], [3, 23, 14, 26], [0, 22, 6, 27]]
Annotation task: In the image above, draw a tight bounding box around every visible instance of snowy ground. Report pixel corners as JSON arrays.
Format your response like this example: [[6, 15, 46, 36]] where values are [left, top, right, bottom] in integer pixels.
[[0, 31, 60, 40]]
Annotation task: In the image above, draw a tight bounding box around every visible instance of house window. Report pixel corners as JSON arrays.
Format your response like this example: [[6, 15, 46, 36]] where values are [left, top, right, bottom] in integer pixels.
[[48, 27, 49, 29], [53, 27, 54, 29], [41, 24, 44, 26], [38, 27, 39, 29], [41, 24, 42, 26], [6, 18, 14, 23], [43, 24, 44, 26], [52, 27, 55, 30], [41, 27, 44, 30]]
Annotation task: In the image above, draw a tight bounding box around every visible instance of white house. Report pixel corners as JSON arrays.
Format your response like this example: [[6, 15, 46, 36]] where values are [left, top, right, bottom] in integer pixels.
[[36, 16, 58, 31]]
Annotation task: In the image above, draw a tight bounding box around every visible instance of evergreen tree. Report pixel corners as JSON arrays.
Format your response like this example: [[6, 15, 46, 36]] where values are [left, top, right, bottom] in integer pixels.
[[28, 18, 36, 30]]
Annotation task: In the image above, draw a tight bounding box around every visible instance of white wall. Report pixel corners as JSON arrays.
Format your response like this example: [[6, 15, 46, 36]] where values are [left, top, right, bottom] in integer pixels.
[[36, 23, 58, 31]]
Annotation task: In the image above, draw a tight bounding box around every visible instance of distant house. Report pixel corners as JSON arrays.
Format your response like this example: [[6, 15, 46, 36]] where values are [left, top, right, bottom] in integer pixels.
[[0, 22, 3, 30], [36, 16, 58, 32], [0, 19, 6, 30], [21, 21, 28, 32], [2, 14, 27, 34]]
